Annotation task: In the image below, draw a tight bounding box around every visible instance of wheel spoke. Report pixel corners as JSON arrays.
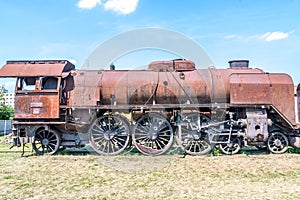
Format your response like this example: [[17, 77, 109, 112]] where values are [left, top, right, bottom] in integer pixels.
[[93, 137, 105, 143], [114, 135, 127, 142], [48, 134, 55, 140], [47, 145, 54, 152], [93, 134, 105, 140], [157, 123, 168, 132], [157, 136, 170, 142], [188, 141, 193, 152], [35, 134, 42, 140], [155, 139, 163, 150], [97, 138, 107, 148], [92, 127, 105, 134], [109, 141, 115, 153], [135, 126, 149, 135], [49, 139, 58, 143], [137, 124, 150, 133], [158, 136, 169, 146], [135, 135, 148, 141], [112, 137, 124, 148]]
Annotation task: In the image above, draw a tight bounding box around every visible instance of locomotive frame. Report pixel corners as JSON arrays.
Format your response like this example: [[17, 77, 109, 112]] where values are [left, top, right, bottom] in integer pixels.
[[0, 59, 300, 156]]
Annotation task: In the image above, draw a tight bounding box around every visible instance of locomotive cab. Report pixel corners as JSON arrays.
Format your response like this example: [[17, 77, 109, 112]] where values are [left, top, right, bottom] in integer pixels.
[[14, 76, 61, 119], [0, 60, 75, 119]]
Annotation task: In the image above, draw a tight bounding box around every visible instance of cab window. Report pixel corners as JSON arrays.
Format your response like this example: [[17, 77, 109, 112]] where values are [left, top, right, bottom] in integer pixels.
[[41, 77, 58, 90], [17, 77, 37, 90]]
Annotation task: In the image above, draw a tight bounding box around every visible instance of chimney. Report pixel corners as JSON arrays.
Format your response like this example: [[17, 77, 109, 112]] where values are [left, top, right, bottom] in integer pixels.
[[110, 63, 115, 70], [229, 60, 249, 68]]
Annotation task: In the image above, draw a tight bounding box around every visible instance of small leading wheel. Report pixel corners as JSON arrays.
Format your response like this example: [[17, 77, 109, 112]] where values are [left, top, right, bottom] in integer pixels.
[[89, 114, 130, 156], [219, 136, 241, 155], [267, 132, 289, 154], [32, 129, 61, 155], [176, 113, 212, 155], [132, 113, 174, 156]]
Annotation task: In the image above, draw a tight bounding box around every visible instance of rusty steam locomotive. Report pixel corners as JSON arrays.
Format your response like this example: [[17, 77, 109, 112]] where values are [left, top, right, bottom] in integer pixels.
[[0, 59, 300, 156]]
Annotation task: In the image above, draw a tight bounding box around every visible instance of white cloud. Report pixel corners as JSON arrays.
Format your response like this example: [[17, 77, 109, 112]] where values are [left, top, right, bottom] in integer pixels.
[[224, 34, 243, 40], [224, 30, 294, 42], [261, 31, 289, 42], [76, 0, 139, 14], [104, 0, 139, 15], [76, 0, 101, 10]]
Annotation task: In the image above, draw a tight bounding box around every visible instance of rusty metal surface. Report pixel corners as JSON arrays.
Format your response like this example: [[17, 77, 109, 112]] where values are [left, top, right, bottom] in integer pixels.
[[0, 60, 75, 119], [69, 65, 266, 108], [100, 70, 156, 105], [98, 69, 210, 105], [215, 68, 264, 102], [13, 75, 63, 119], [246, 108, 268, 142], [269, 74, 296, 125], [14, 92, 60, 119], [0, 60, 74, 77], [230, 73, 272, 104], [230, 73, 295, 125], [148, 60, 195, 71], [68, 70, 102, 107]]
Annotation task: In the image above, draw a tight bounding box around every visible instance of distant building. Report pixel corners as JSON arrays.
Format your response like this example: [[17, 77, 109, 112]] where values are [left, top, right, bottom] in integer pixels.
[[0, 87, 14, 108], [1, 92, 15, 107]]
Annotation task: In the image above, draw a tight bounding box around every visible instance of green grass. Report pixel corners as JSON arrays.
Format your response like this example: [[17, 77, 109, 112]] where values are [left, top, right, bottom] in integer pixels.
[[288, 147, 300, 154], [0, 142, 299, 200], [1, 153, 299, 200], [1, 135, 300, 200]]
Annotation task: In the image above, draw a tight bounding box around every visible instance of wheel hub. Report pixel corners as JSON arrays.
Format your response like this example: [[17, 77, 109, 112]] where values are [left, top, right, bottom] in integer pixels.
[[42, 138, 49, 146], [274, 139, 282, 147], [227, 143, 234, 148], [193, 133, 200, 140], [148, 126, 159, 140], [104, 131, 115, 141], [267, 133, 288, 154], [192, 131, 202, 140]]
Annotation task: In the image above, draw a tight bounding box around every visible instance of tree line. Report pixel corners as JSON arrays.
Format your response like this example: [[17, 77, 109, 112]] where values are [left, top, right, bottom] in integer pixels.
[[0, 86, 14, 120]]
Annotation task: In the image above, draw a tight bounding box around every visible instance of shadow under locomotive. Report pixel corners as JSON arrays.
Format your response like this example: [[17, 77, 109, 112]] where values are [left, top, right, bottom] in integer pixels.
[[0, 59, 300, 156]]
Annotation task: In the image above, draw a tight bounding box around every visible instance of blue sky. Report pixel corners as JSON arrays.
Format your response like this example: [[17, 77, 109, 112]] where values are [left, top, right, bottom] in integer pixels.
[[0, 0, 300, 91]]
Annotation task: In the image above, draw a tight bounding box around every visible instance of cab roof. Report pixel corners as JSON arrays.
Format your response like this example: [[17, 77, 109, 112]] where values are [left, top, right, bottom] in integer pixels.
[[0, 60, 75, 77]]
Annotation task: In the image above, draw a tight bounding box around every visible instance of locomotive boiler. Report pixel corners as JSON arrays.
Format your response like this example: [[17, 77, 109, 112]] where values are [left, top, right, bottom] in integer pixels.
[[0, 59, 300, 156]]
